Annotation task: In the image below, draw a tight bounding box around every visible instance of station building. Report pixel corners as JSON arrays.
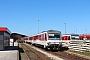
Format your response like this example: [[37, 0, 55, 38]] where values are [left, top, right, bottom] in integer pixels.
[[0, 27, 11, 50]]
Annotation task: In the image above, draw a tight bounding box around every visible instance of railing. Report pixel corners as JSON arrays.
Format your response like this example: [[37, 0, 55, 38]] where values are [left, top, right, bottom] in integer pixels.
[[68, 40, 90, 52]]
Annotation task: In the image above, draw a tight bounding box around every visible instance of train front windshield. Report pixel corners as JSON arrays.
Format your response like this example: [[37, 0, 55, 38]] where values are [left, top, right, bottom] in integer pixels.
[[48, 33, 61, 40], [71, 35, 79, 40]]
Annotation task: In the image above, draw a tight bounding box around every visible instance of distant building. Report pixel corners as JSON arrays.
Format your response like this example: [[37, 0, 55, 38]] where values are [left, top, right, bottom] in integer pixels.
[[10, 33, 27, 41]]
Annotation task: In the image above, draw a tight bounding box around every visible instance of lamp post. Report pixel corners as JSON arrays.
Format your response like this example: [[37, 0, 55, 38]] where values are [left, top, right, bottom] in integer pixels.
[[64, 23, 66, 34], [38, 20, 39, 33], [76, 29, 77, 34]]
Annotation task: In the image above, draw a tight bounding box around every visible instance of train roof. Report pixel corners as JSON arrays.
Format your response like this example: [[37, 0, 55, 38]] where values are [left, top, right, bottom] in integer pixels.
[[42, 30, 61, 33], [25, 30, 61, 37], [63, 34, 79, 36]]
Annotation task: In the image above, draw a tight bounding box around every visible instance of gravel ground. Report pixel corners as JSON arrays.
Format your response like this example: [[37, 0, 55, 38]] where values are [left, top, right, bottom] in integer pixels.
[[65, 50, 90, 60], [25, 43, 64, 60], [19, 42, 90, 60], [21, 43, 53, 60]]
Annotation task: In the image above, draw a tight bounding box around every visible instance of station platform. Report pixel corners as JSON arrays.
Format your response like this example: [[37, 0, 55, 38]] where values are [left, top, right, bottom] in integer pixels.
[[0, 42, 19, 60]]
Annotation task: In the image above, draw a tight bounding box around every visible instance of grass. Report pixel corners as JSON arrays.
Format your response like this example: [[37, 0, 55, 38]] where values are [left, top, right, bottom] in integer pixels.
[[20, 52, 24, 54], [19, 43, 25, 60]]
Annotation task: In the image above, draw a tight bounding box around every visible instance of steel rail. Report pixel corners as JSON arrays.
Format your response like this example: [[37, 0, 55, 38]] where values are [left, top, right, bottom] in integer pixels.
[[21, 43, 31, 60], [50, 51, 89, 60], [21, 43, 47, 60]]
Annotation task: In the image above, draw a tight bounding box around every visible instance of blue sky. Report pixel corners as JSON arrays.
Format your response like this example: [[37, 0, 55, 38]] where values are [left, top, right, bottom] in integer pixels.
[[0, 0, 90, 36]]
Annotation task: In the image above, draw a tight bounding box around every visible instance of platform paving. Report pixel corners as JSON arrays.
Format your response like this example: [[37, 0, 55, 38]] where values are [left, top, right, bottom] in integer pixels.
[[0, 50, 19, 60], [0, 42, 19, 60]]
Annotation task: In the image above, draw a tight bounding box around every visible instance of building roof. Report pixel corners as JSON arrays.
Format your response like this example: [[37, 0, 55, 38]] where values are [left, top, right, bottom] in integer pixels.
[[0, 27, 11, 34]]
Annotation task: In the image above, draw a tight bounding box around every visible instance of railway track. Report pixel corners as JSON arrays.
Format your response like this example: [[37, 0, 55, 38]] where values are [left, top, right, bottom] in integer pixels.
[[20, 43, 90, 60], [50, 51, 90, 60], [34, 45, 90, 60], [33, 44, 90, 60], [20, 43, 52, 60]]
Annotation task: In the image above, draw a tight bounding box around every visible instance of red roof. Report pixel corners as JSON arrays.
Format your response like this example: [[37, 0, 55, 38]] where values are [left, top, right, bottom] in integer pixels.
[[0, 27, 11, 34], [0, 28, 6, 31]]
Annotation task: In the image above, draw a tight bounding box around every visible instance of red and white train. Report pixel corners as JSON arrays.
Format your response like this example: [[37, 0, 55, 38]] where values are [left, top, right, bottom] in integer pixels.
[[62, 34, 80, 40], [62, 34, 80, 48], [79, 34, 90, 40], [23, 30, 62, 50]]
